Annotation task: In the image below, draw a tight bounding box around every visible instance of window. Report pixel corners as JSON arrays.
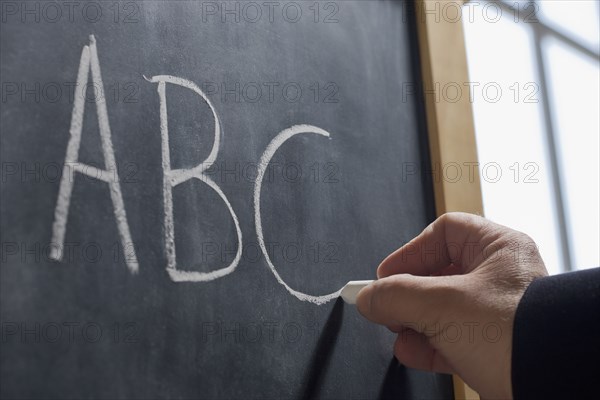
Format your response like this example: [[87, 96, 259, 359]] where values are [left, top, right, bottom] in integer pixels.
[[463, 0, 600, 273]]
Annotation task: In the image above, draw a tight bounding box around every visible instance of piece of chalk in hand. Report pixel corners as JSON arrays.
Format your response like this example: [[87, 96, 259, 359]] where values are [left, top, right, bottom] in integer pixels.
[[340, 280, 374, 304]]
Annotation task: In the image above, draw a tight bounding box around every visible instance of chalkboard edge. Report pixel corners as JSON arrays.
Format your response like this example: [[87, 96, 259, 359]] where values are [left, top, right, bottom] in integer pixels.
[[415, 1, 484, 400]]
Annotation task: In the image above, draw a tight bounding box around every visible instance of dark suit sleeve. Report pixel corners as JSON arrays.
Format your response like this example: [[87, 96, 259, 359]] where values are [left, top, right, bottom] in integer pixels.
[[511, 267, 600, 399]]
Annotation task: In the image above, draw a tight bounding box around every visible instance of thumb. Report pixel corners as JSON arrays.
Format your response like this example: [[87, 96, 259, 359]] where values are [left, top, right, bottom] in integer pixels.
[[356, 274, 466, 331]]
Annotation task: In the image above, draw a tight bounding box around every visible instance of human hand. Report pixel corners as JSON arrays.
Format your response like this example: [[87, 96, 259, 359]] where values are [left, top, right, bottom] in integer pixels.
[[356, 212, 548, 399]]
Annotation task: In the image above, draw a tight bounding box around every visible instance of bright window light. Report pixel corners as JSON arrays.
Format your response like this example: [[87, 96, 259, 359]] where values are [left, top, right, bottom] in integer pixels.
[[463, 0, 600, 273], [463, 13, 564, 274], [537, 0, 600, 50], [544, 37, 600, 269]]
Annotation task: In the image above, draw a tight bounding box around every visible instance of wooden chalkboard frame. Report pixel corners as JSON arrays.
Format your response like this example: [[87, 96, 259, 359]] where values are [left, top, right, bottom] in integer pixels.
[[415, 1, 483, 399]]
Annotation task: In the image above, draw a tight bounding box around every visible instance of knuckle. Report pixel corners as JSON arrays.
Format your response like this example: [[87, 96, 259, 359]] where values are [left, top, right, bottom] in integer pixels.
[[439, 211, 475, 226]]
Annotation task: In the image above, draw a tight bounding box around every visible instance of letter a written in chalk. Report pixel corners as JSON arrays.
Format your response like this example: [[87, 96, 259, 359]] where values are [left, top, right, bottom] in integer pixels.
[[50, 35, 139, 274]]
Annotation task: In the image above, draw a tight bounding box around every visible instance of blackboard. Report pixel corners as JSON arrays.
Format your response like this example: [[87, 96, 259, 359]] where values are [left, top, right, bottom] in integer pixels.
[[1, 1, 454, 398]]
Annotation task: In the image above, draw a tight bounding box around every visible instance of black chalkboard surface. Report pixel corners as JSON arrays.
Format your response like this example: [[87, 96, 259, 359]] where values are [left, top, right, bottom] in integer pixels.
[[1, 1, 453, 398]]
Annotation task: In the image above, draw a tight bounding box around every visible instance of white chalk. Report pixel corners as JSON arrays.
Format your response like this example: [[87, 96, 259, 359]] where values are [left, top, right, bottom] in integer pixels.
[[340, 280, 374, 304]]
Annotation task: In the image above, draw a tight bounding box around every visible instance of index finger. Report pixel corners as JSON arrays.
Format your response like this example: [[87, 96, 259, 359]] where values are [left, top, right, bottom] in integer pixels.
[[377, 212, 496, 278]]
